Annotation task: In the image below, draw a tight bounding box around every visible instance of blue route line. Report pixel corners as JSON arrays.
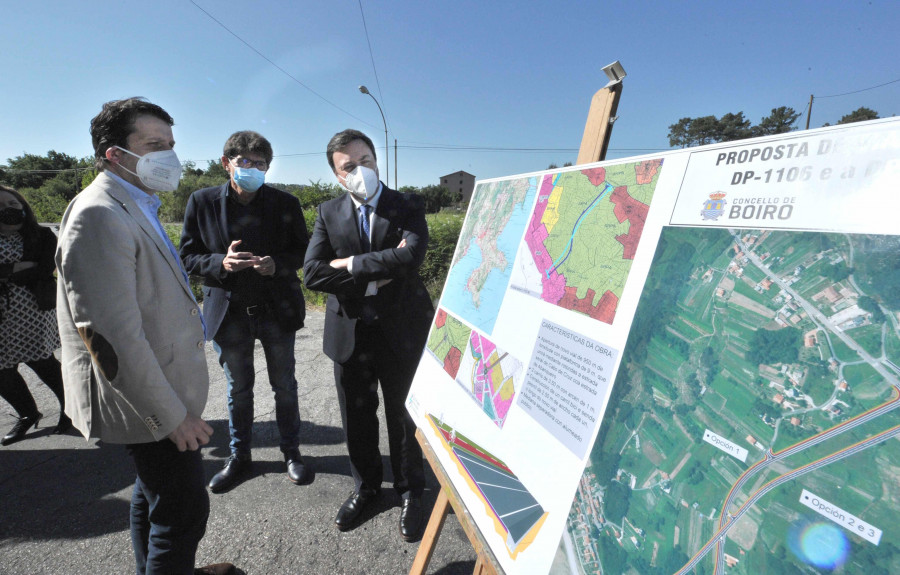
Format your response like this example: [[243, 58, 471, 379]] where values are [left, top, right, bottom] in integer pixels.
[[546, 182, 613, 277]]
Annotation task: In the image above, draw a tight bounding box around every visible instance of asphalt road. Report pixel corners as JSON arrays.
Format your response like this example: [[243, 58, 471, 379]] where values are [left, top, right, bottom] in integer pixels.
[[0, 309, 475, 574]]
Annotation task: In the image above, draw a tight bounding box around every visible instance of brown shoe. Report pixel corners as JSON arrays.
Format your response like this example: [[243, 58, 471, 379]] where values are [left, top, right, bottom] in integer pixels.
[[194, 562, 244, 575]]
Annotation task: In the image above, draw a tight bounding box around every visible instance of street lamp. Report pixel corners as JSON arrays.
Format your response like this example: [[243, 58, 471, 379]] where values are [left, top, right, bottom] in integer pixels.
[[358, 85, 388, 188]]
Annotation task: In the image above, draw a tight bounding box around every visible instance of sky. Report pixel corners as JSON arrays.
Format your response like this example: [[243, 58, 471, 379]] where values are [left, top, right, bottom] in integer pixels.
[[2, 0, 898, 189]]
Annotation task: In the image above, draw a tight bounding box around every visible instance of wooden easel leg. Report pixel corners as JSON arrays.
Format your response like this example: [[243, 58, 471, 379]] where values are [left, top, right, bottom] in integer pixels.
[[473, 555, 486, 575], [409, 489, 451, 575]]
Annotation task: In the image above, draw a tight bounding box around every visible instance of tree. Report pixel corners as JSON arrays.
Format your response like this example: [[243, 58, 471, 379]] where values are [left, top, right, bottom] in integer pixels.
[[0, 150, 93, 201], [667, 106, 801, 148], [746, 327, 801, 366], [668, 117, 692, 148], [603, 481, 631, 523], [406, 184, 460, 214], [753, 106, 801, 136], [717, 112, 752, 141], [204, 159, 228, 180], [858, 295, 886, 322], [838, 106, 879, 124], [688, 115, 719, 146]]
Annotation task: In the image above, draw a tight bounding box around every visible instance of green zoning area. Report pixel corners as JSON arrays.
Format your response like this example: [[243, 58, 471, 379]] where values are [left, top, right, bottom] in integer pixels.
[[425, 309, 472, 365], [565, 228, 900, 575]]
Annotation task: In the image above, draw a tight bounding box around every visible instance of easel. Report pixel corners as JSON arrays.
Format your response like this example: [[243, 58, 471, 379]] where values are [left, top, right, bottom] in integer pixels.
[[409, 65, 625, 575]]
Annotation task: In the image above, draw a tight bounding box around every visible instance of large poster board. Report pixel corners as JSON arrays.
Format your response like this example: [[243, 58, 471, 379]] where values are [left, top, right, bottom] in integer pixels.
[[406, 118, 900, 574]]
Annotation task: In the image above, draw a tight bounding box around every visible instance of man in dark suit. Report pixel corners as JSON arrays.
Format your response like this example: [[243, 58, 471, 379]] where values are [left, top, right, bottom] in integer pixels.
[[180, 131, 310, 493], [303, 129, 434, 541]]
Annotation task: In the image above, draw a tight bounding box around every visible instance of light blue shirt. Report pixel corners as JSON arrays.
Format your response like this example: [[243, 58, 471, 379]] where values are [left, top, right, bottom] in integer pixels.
[[106, 171, 207, 337]]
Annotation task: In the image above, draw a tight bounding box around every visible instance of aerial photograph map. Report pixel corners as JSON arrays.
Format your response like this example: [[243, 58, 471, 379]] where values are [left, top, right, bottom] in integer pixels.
[[556, 228, 900, 575], [511, 159, 663, 324]]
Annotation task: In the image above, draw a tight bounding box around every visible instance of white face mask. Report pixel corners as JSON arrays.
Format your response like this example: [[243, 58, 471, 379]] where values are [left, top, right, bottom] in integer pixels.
[[114, 146, 183, 192], [342, 165, 379, 202]]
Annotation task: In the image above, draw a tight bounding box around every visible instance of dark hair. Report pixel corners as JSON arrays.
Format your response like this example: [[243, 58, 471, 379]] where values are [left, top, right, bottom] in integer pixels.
[[223, 131, 274, 165], [90, 97, 174, 171], [326, 129, 376, 171], [0, 184, 41, 244]]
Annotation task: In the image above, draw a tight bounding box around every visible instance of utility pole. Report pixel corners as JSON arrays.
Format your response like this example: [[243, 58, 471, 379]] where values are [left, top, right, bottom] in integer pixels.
[[394, 139, 398, 189], [806, 94, 814, 130]]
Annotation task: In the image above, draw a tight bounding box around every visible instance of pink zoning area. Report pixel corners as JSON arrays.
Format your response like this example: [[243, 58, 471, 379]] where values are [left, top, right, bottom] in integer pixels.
[[610, 186, 649, 260], [581, 167, 607, 186], [525, 176, 566, 304], [558, 287, 619, 324]]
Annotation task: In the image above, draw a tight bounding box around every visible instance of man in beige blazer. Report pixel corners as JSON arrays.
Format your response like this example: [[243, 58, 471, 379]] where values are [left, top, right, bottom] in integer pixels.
[[56, 98, 235, 575]]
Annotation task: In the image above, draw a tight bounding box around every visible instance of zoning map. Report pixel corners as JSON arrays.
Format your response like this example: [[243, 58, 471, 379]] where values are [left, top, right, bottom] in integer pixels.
[[426, 308, 521, 428], [441, 176, 539, 334], [557, 228, 900, 575], [510, 160, 662, 324], [428, 414, 548, 556]]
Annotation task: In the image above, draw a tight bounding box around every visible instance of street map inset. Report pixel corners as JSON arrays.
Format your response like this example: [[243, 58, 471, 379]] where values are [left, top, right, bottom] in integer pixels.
[[426, 308, 521, 428]]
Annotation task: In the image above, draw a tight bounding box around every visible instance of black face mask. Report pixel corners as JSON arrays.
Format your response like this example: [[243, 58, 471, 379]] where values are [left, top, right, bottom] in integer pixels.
[[0, 207, 26, 225]]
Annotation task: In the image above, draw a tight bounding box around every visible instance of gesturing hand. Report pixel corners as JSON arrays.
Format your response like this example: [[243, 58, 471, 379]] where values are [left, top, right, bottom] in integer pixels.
[[253, 255, 276, 276], [222, 240, 260, 273]]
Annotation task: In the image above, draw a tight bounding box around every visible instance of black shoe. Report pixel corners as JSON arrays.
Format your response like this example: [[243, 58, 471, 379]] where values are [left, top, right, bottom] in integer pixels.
[[2, 412, 42, 446], [208, 454, 252, 493], [335, 489, 379, 531], [194, 562, 244, 575], [399, 497, 425, 542], [53, 413, 73, 435], [284, 448, 310, 485]]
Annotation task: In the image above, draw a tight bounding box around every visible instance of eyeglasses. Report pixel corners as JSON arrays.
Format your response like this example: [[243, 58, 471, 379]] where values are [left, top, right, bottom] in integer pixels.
[[231, 157, 268, 170]]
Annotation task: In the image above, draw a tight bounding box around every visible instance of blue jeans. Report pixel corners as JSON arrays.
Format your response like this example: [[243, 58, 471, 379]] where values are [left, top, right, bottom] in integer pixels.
[[128, 440, 209, 575], [212, 307, 300, 455]]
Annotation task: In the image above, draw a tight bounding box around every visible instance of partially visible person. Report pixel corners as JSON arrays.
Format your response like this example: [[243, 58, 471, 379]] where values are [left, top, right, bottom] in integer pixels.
[[303, 129, 434, 542], [56, 97, 236, 575], [0, 185, 70, 446], [180, 130, 310, 493]]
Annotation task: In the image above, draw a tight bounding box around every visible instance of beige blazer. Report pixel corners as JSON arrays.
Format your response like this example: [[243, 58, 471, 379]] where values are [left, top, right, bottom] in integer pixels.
[[56, 172, 209, 444]]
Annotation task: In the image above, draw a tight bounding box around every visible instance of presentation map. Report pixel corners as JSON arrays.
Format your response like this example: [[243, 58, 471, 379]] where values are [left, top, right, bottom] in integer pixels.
[[559, 228, 900, 575], [442, 176, 539, 334], [426, 308, 521, 428], [511, 160, 663, 324]]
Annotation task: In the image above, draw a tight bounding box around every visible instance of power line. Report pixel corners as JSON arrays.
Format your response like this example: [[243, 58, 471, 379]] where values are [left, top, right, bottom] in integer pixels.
[[357, 0, 389, 134], [188, 0, 376, 130], [816, 76, 900, 99]]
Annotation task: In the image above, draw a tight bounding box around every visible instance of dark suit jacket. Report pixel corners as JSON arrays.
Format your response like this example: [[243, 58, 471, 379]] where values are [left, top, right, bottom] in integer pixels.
[[303, 186, 434, 364], [180, 183, 309, 339]]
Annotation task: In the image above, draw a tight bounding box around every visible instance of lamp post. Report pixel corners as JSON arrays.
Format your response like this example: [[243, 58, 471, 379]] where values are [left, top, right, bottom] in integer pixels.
[[358, 85, 388, 188]]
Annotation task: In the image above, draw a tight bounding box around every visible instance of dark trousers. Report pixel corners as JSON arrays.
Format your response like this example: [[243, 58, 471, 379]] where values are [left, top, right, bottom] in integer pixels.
[[0, 356, 65, 418], [334, 321, 425, 498], [212, 307, 301, 455], [127, 440, 209, 575]]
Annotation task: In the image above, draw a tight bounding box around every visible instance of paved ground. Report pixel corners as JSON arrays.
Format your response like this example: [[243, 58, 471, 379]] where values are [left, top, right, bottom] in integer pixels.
[[0, 309, 476, 574]]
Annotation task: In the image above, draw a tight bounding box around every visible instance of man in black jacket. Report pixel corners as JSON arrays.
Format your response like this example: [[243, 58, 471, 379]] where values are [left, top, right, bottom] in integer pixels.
[[303, 129, 434, 541], [180, 131, 310, 493]]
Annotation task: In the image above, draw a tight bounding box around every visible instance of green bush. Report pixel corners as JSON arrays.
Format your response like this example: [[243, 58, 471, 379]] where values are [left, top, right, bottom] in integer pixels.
[[421, 210, 464, 301]]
